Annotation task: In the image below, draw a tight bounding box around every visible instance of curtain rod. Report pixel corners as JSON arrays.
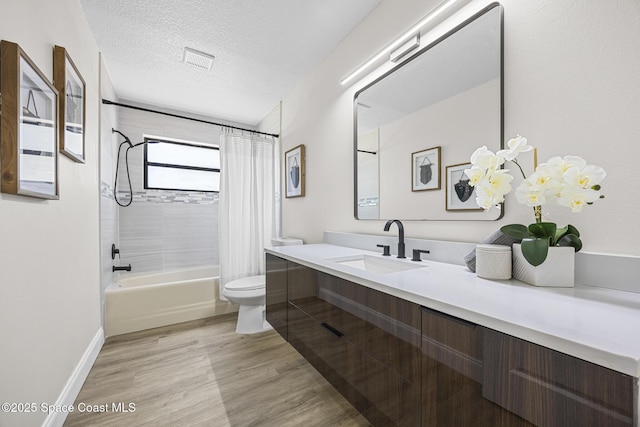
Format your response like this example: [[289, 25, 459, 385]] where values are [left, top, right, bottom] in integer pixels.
[[101, 99, 280, 138]]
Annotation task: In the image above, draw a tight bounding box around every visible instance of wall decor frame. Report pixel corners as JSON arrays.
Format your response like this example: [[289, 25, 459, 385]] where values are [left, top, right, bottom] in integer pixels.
[[285, 144, 305, 198], [445, 163, 481, 211], [53, 45, 86, 163], [1, 40, 59, 199], [411, 146, 441, 191]]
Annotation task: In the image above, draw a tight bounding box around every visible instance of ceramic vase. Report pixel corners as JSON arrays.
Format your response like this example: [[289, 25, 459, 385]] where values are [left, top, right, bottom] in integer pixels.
[[512, 244, 575, 287]]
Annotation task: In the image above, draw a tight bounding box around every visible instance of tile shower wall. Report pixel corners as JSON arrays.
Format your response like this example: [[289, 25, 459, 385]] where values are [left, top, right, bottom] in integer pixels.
[[100, 57, 119, 324], [118, 200, 218, 272], [114, 104, 252, 274]]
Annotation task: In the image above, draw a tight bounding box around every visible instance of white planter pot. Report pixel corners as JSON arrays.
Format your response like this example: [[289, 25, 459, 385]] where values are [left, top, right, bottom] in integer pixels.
[[512, 244, 575, 288]]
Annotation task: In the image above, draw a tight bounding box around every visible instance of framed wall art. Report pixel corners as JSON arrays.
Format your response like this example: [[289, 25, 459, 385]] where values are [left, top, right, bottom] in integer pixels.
[[411, 146, 441, 191], [285, 144, 305, 198], [53, 45, 86, 163], [1, 40, 59, 199], [445, 163, 482, 211]]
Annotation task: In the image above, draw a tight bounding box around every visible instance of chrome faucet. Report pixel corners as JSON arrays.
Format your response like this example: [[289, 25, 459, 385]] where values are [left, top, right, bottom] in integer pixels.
[[383, 219, 405, 258]]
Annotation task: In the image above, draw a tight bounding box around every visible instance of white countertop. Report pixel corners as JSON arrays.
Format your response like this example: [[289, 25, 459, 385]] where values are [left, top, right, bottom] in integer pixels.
[[266, 243, 640, 378]]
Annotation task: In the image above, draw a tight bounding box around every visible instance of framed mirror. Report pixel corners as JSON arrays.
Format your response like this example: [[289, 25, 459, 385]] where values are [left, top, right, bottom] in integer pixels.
[[354, 3, 503, 220]]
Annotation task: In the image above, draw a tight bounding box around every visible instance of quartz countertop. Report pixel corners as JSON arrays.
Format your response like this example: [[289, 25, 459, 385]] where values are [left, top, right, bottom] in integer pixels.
[[266, 243, 640, 378]]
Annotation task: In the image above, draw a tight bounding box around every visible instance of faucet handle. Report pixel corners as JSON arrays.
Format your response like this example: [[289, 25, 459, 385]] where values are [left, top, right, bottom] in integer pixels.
[[377, 244, 391, 256], [412, 249, 430, 262]]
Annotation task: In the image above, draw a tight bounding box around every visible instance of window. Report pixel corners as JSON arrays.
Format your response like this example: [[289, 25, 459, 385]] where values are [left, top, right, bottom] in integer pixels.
[[143, 137, 220, 192]]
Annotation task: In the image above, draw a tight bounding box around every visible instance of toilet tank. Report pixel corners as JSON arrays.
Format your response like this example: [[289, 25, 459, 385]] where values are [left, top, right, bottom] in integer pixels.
[[271, 237, 303, 246]]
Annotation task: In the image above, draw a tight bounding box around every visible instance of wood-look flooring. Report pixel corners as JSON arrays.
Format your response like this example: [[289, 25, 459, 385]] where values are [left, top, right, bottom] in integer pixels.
[[64, 313, 370, 427]]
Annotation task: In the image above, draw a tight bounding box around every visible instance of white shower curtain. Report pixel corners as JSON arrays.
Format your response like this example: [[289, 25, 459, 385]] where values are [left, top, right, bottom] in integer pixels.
[[218, 128, 275, 299]]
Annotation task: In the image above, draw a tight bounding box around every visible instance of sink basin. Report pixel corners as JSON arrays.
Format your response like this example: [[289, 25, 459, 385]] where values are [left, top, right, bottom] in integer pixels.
[[328, 254, 426, 274]]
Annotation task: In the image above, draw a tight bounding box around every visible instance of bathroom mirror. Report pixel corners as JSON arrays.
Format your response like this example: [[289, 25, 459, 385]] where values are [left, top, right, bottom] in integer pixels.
[[354, 3, 503, 220]]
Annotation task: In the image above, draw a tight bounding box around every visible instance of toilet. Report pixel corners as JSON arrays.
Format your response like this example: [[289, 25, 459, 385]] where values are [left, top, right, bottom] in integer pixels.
[[223, 237, 303, 334]]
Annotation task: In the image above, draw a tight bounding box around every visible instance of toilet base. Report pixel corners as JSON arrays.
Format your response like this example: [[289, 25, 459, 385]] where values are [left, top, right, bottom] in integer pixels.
[[236, 304, 273, 334]]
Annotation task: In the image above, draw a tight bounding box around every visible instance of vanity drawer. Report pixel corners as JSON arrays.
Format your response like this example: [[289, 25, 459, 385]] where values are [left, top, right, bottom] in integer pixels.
[[421, 306, 483, 382], [482, 328, 635, 427], [315, 271, 421, 385]]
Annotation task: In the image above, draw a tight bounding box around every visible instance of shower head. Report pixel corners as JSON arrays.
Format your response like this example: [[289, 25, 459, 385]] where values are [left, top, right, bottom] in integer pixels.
[[112, 128, 133, 147]]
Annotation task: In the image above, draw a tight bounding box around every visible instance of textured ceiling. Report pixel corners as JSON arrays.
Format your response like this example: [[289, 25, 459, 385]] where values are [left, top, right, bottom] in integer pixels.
[[80, 0, 382, 125]]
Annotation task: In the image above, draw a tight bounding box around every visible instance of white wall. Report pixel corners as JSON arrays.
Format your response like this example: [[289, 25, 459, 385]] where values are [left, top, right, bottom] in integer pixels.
[[0, 0, 102, 426], [280, 0, 640, 257]]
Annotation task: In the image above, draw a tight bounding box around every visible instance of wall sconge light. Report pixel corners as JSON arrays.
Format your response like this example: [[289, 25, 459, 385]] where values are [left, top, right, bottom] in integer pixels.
[[340, 0, 470, 85]]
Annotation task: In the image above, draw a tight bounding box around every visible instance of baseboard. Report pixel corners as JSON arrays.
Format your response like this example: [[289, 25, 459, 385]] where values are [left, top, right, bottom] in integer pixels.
[[42, 328, 105, 427]]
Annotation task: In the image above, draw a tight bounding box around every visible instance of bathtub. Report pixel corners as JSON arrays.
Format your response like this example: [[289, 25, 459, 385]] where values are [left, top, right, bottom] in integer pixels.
[[105, 266, 237, 336]]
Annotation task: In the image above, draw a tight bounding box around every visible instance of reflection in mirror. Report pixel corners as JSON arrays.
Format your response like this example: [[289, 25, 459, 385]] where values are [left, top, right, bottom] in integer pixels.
[[355, 3, 503, 220]]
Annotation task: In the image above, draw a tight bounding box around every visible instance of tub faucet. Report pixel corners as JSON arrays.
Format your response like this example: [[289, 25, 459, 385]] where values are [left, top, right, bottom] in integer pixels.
[[383, 219, 405, 258], [113, 264, 132, 272]]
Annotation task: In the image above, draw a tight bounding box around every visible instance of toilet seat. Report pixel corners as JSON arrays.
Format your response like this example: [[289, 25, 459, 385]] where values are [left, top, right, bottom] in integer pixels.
[[224, 275, 265, 291]]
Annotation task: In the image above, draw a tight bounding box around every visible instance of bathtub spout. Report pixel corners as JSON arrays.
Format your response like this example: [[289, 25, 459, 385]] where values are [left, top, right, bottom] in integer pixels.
[[113, 264, 132, 272]]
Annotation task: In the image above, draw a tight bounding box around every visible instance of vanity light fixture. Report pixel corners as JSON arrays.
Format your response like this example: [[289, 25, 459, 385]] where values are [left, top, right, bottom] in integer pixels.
[[390, 34, 420, 63], [340, 0, 469, 85]]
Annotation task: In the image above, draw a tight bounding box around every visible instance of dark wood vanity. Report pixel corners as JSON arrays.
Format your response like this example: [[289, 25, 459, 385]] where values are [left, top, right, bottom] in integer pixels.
[[266, 253, 636, 426]]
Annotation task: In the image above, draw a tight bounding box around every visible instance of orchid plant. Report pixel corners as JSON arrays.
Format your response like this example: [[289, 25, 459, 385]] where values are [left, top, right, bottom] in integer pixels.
[[465, 135, 606, 266]]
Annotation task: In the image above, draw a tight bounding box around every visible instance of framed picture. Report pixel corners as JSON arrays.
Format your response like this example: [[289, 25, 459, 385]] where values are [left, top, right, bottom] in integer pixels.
[[411, 146, 441, 191], [445, 163, 482, 211], [54, 45, 86, 163], [285, 144, 305, 198], [0, 40, 59, 199]]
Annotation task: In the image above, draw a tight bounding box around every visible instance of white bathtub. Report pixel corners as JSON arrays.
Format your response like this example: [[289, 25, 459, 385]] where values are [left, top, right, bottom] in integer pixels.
[[105, 266, 237, 336]]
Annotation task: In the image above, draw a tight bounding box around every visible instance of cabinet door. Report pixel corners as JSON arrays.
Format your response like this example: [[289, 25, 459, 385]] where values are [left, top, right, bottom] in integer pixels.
[[483, 328, 635, 427], [265, 253, 288, 339], [421, 307, 533, 427]]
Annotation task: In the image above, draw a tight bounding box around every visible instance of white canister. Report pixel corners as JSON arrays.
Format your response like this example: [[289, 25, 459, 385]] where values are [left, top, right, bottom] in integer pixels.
[[476, 244, 512, 280]]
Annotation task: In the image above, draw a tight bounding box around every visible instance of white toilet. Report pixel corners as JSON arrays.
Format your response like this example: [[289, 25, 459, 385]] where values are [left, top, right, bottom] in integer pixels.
[[223, 237, 303, 334]]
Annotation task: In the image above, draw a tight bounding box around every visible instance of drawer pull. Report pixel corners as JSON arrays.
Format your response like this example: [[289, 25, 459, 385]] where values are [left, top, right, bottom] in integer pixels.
[[420, 306, 477, 329], [321, 322, 344, 338]]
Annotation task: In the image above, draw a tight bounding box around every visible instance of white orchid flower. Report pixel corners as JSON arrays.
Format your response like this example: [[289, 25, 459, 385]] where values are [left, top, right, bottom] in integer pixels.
[[475, 184, 504, 209], [468, 135, 605, 217], [470, 146, 502, 171], [497, 134, 532, 161], [515, 180, 547, 207], [484, 169, 514, 194], [563, 164, 607, 189], [464, 166, 485, 187], [557, 187, 601, 213]]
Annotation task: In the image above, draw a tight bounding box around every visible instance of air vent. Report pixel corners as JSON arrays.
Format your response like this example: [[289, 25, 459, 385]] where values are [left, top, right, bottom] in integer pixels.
[[183, 47, 215, 70]]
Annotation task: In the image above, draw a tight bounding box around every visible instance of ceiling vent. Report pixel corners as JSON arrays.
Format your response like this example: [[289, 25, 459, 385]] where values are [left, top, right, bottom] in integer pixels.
[[183, 47, 215, 71]]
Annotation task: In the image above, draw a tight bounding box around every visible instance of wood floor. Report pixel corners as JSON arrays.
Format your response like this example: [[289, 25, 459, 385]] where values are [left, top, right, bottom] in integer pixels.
[[64, 313, 370, 427]]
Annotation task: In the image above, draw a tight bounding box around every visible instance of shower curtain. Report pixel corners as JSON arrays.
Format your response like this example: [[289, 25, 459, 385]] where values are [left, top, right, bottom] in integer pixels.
[[218, 128, 275, 300]]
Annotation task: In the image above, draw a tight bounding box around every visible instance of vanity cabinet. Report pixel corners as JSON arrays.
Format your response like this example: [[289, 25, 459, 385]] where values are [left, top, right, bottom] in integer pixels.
[[482, 328, 635, 427], [421, 306, 634, 427], [266, 254, 636, 427], [282, 258, 421, 426], [421, 307, 533, 426], [265, 253, 288, 339]]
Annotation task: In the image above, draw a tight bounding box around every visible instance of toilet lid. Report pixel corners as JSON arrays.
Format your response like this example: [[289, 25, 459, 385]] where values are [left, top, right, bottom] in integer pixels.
[[225, 275, 265, 291]]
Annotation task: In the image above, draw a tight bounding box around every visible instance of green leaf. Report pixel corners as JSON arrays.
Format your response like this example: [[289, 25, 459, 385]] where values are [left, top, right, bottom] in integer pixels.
[[528, 222, 557, 239], [521, 237, 550, 266], [500, 224, 530, 239], [566, 224, 580, 238], [554, 225, 568, 245], [557, 234, 583, 252]]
